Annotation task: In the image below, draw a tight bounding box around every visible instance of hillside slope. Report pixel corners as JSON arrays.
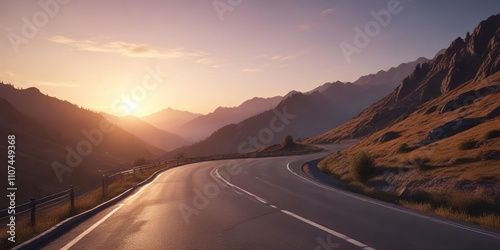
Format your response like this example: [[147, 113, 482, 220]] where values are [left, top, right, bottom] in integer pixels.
[[141, 107, 201, 132], [316, 14, 500, 204], [104, 114, 190, 151], [308, 14, 500, 143], [0, 83, 164, 206], [174, 96, 282, 142], [160, 57, 428, 159], [320, 72, 499, 199]]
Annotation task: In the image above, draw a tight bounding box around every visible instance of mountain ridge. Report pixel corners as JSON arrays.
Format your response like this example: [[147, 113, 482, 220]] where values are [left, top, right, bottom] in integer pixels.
[[103, 113, 190, 151], [0, 83, 165, 206], [159, 56, 429, 159], [307, 14, 500, 143], [174, 96, 282, 141], [141, 107, 202, 132]]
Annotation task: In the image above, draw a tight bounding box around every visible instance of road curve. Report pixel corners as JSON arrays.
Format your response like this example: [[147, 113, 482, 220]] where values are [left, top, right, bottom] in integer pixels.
[[42, 145, 500, 250]]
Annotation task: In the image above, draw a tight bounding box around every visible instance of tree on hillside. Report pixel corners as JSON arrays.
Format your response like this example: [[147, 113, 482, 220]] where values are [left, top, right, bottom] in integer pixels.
[[175, 153, 185, 160], [281, 135, 295, 148], [133, 157, 148, 166]]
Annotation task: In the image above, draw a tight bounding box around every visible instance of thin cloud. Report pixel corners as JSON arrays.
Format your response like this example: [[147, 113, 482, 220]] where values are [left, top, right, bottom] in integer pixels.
[[29, 80, 80, 88], [196, 58, 217, 65], [243, 68, 261, 73], [320, 7, 337, 16], [48, 36, 209, 59], [4, 71, 21, 78], [297, 23, 314, 31], [271, 55, 297, 61], [254, 54, 268, 59]]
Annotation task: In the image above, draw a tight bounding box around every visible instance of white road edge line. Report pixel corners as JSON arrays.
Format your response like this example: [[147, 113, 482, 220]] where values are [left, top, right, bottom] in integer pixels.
[[281, 209, 374, 250], [61, 169, 177, 249], [213, 167, 375, 250], [61, 204, 124, 250], [286, 161, 500, 240]]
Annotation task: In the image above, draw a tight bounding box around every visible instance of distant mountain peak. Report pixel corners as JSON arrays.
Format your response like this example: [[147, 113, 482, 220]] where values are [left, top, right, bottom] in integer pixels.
[[308, 13, 500, 143], [283, 90, 300, 100], [174, 95, 283, 142], [353, 57, 430, 87], [141, 107, 201, 132]]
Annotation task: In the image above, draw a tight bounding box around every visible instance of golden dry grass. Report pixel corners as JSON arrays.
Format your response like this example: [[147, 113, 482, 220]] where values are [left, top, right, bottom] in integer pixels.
[[402, 201, 500, 231], [318, 72, 500, 232], [256, 143, 323, 155]]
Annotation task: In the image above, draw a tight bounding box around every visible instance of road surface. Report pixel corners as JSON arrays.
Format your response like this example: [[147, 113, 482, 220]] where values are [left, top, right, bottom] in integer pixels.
[[42, 145, 500, 249]]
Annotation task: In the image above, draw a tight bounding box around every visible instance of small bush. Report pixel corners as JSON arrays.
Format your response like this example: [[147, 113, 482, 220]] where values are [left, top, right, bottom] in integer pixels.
[[448, 157, 475, 165], [406, 190, 431, 203], [448, 195, 494, 216], [281, 134, 295, 148], [476, 150, 500, 161], [485, 130, 500, 139], [350, 151, 375, 183], [397, 143, 410, 153], [133, 157, 148, 166], [459, 139, 478, 150], [412, 157, 431, 171], [175, 153, 185, 160]]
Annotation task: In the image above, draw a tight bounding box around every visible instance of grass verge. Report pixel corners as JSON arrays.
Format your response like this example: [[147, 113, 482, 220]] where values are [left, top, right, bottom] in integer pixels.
[[307, 162, 500, 232]]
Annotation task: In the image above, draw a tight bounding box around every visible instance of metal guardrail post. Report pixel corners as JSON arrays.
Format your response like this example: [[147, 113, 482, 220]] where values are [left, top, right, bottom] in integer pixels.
[[30, 197, 36, 227], [69, 185, 75, 212]]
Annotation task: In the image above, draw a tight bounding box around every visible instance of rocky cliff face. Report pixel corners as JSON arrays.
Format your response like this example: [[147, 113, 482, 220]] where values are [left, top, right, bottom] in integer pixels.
[[309, 14, 500, 142]]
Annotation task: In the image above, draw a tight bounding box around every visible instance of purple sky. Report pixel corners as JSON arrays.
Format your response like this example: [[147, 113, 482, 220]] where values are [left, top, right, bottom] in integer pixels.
[[1, 0, 499, 115]]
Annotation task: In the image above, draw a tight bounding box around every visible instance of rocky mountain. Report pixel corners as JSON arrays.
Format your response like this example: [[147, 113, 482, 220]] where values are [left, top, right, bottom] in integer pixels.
[[174, 96, 282, 141], [0, 83, 165, 206], [103, 114, 190, 151], [353, 57, 429, 86], [312, 14, 500, 204], [141, 107, 201, 132], [318, 71, 499, 204], [308, 14, 500, 143], [159, 56, 429, 159]]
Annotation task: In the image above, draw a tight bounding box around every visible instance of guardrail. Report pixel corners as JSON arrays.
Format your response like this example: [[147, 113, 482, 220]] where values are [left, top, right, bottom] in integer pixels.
[[101, 161, 172, 195], [0, 186, 74, 226], [0, 150, 307, 226]]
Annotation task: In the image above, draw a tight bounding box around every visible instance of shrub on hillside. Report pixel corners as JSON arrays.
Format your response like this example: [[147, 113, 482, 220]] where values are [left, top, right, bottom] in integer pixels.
[[485, 130, 500, 139], [281, 134, 295, 148], [476, 150, 500, 161], [412, 157, 431, 171], [397, 143, 410, 153], [175, 153, 185, 160], [350, 151, 375, 183], [459, 139, 478, 150], [133, 157, 148, 166], [448, 195, 494, 216]]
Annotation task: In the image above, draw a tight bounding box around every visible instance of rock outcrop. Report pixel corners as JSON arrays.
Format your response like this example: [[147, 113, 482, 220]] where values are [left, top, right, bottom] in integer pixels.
[[308, 14, 500, 143]]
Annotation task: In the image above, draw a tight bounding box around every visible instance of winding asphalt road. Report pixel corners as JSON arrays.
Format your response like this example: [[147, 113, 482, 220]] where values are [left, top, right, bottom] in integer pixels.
[[41, 145, 500, 249]]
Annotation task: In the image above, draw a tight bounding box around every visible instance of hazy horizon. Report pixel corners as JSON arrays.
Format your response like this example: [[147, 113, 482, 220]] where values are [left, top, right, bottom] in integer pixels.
[[1, 0, 499, 116]]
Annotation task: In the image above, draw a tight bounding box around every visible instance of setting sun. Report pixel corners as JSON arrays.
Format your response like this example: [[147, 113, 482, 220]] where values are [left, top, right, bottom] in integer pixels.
[[1, 1, 499, 249]]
